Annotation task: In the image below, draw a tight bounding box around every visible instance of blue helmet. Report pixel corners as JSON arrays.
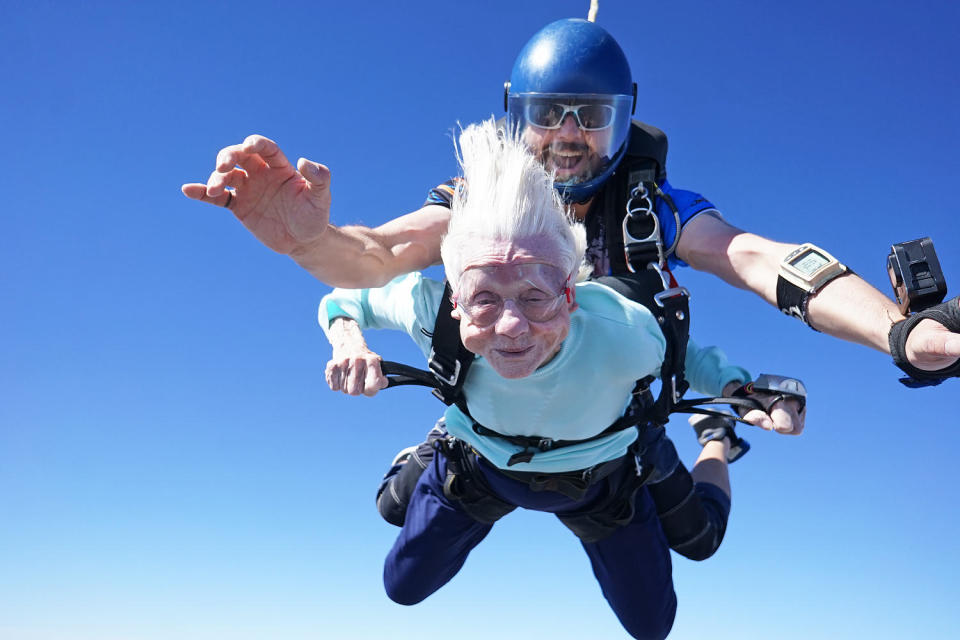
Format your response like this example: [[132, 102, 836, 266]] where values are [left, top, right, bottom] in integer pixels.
[[506, 19, 636, 203]]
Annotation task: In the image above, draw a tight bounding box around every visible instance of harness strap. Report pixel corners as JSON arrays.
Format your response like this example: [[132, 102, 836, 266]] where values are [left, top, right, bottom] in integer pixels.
[[471, 388, 656, 466], [381, 360, 762, 461], [653, 181, 683, 259], [438, 438, 517, 524], [648, 284, 691, 424], [426, 282, 474, 405], [381, 361, 440, 389], [671, 396, 764, 425], [470, 423, 629, 467]]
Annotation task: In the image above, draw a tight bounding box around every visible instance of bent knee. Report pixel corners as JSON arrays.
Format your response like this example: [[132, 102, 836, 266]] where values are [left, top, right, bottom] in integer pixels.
[[622, 616, 675, 640], [621, 597, 676, 640], [670, 524, 723, 561], [675, 546, 718, 562], [383, 577, 431, 606]]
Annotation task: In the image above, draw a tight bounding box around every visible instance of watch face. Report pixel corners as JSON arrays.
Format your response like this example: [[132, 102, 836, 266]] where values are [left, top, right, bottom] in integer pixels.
[[791, 249, 830, 275]]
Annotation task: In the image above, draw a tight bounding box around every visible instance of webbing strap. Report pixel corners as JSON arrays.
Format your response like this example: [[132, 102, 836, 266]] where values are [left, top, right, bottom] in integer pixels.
[[671, 396, 763, 426], [380, 360, 760, 460], [649, 286, 691, 424], [426, 282, 474, 405]]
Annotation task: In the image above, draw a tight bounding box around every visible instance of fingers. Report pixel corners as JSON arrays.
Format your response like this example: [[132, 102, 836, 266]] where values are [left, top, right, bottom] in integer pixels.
[[741, 408, 776, 432], [363, 360, 387, 397], [768, 397, 805, 435], [325, 356, 384, 396], [948, 334, 960, 358], [241, 134, 292, 170], [181, 182, 235, 209], [907, 319, 960, 369], [297, 158, 334, 211], [186, 136, 288, 204], [212, 134, 290, 181], [297, 158, 331, 189], [215, 142, 268, 175], [181, 165, 246, 208], [182, 182, 211, 202], [206, 167, 248, 198], [344, 357, 366, 394]]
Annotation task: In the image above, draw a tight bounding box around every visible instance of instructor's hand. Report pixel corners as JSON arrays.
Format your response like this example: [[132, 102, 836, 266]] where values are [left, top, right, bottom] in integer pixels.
[[905, 304, 960, 371], [182, 135, 332, 255]]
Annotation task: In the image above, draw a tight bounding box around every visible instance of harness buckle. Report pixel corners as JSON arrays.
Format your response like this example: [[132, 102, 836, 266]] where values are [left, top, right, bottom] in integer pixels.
[[622, 183, 666, 273], [580, 466, 594, 484], [669, 374, 682, 404], [428, 348, 462, 387], [653, 286, 691, 308], [633, 453, 644, 477], [537, 438, 555, 452], [647, 262, 671, 291]]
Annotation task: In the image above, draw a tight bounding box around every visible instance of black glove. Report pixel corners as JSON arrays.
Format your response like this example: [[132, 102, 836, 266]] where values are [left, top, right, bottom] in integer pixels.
[[730, 374, 807, 417], [889, 295, 960, 387], [690, 412, 750, 463]]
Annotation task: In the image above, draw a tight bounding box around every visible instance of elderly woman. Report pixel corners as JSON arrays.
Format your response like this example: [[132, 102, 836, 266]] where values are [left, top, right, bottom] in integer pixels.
[[319, 120, 779, 640]]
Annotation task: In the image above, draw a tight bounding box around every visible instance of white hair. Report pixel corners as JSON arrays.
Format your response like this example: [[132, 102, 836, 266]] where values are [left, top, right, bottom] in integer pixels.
[[440, 118, 589, 290]]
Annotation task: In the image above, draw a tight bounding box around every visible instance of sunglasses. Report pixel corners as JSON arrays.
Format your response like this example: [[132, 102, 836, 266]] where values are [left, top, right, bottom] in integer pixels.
[[524, 102, 617, 131]]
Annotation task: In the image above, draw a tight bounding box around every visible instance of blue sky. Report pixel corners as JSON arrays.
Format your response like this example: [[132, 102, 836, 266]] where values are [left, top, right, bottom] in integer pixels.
[[1, 1, 958, 638]]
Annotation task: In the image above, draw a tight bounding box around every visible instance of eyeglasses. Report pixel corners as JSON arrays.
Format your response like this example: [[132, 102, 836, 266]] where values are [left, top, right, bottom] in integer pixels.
[[453, 281, 571, 328], [523, 102, 617, 131]]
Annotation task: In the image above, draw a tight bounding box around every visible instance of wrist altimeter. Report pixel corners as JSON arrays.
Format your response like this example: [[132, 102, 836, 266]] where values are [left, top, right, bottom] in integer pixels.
[[776, 243, 848, 327]]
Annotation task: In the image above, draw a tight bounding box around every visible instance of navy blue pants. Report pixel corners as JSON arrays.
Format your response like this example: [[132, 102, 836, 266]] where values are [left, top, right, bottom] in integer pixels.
[[383, 450, 677, 640]]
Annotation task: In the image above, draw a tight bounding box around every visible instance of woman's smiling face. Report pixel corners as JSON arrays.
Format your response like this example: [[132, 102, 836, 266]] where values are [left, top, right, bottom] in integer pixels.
[[451, 238, 577, 379]]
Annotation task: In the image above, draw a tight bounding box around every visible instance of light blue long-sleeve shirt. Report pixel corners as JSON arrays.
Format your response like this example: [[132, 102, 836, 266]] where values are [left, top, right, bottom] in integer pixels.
[[320, 274, 750, 473]]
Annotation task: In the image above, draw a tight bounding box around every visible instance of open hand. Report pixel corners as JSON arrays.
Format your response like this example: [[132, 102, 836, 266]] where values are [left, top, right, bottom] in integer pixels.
[[182, 135, 332, 255]]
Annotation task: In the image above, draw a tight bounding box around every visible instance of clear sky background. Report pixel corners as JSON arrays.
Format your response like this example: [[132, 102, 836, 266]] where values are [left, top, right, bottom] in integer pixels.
[[2, 1, 958, 639]]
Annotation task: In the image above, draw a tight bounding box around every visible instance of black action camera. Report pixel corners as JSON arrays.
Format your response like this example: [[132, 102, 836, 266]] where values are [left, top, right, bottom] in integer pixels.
[[887, 237, 947, 314]]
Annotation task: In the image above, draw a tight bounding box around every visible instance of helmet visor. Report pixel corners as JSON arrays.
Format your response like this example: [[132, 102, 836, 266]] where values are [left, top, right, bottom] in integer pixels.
[[508, 93, 633, 188]]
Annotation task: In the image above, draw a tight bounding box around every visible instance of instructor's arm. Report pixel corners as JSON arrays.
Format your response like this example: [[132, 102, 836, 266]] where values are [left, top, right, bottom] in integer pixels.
[[677, 214, 960, 371], [182, 134, 449, 288]]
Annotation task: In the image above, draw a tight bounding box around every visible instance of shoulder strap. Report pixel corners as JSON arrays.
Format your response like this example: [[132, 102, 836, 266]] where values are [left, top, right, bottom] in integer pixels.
[[426, 282, 474, 405], [625, 120, 668, 183], [590, 273, 690, 424], [599, 121, 672, 274]]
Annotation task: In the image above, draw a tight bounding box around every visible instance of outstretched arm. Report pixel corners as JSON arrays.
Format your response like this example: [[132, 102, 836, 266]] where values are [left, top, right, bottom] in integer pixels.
[[182, 135, 450, 288], [677, 214, 960, 371]]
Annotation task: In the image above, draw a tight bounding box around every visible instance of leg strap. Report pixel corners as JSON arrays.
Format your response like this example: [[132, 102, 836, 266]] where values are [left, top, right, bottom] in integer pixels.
[[439, 439, 517, 524]]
